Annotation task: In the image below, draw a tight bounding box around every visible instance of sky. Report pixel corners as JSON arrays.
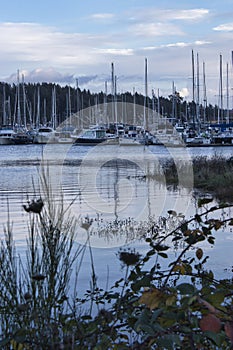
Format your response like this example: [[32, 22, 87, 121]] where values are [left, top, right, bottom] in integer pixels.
[[1, 0, 233, 105]]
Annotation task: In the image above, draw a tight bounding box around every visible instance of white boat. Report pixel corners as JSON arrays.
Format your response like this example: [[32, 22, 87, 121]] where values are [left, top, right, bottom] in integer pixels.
[[34, 127, 56, 144], [185, 136, 204, 145], [56, 126, 76, 144], [118, 136, 142, 146], [0, 125, 16, 145]]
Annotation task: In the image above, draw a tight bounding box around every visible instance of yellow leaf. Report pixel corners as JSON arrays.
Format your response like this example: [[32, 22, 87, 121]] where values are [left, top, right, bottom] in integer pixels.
[[10, 340, 25, 350], [165, 294, 177, 307], [173, 263, 186, 275], [214, 220, 222, 230], [139, 288, 164, 310], [183, 229, 192, 236]]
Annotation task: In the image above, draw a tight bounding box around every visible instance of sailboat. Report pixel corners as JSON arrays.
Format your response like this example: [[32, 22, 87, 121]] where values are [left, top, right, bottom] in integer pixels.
[[11, 72, 33, 144], [0, 125, 16, 145]]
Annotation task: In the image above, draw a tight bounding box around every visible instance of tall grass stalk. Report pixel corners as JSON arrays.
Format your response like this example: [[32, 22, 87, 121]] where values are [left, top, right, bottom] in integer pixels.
[[0, 168, 84, 349]]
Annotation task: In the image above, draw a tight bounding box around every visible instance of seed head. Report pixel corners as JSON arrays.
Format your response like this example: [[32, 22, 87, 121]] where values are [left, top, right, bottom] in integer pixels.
[[118, 248, 141, 266]]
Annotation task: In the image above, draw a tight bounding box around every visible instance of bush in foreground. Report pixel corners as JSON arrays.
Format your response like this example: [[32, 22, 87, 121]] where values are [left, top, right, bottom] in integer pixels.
[[0, 193, 233, 349]]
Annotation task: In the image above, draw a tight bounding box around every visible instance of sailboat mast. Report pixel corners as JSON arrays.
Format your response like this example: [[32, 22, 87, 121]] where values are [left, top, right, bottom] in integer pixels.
[[3, 84, 6, 125], [203, 61, 207, 124], [196, 53, 200, 127], [68, 85, 71, 118], [226, 62, 229, 124], [76, 79, 80, 130], [192, 49, 195, 102], [104, 81, 108, 124], [191, 49, 196, 126], [144, 57, 148, 130], [22, 74, 27, 127], [114, 74, 117, 125], [17, 70, 21, 126], [172, 81, 176, 120], [52, 85, 57, 129], [133, 87, 136, 126], [111, 62, 115, 124], [219, 54, 223, 123], [36, 85, 40, 127], [157, 88, 160, 116]]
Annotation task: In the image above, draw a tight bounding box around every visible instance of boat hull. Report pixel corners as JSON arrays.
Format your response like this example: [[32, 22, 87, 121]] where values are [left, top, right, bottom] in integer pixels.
[[0, 137, 14, 145], [11, 134, 33, 145], [74, 137, 107, 146]]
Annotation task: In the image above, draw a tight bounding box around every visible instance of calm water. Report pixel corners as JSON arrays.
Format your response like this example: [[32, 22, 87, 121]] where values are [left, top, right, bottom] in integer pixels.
[[0, 143, 233, 292]]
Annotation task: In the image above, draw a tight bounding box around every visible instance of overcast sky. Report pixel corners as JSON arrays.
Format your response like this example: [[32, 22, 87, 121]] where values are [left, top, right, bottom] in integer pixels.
[[1, 0, 233, 105]]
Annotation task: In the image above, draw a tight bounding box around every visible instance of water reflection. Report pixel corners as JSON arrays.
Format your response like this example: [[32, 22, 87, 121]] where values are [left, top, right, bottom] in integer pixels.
[[0, 144, 232, 293], [56, 144, 194, 248], [0, 143, 232, 249]]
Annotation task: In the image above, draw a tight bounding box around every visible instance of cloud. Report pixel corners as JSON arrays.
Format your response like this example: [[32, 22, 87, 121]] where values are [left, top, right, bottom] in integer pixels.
[[95, 48, 134, 56], [127, 8, 209, 24], [0, 22, 108, 70], [0, 5, 230, 105], [142, 40, 210, 51], [5, 69, 107, 90], [213, 23, 233, 31], [6, 68, 75, 84], [131, 22, 184, 37], [169, 9, 209, 21], [90, 13, 115, 20], [126, 8, 209, 39], [166, 42, 189, 48], [194, 40, 211, 45], [179, 87, 189, 98]]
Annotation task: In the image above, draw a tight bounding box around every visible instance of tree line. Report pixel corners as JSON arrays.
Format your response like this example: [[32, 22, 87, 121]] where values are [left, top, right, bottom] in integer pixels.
[[0, 82, 230, 127]]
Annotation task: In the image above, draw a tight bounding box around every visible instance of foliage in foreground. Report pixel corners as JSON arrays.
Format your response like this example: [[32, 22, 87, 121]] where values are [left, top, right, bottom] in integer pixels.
[[0, 195, 233, 349]]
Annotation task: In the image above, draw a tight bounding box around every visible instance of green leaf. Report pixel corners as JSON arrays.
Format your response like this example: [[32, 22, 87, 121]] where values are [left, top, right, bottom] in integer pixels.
[[207, 236, 215, 245], [81, 315, 92, 320], [198, 197, 213, 207], [131, 276, 151, 292], [176, 283, 196, 295], [208, 205, 218, 213], [137, 324, 156, 336], [195, 214, 202, 223], [168, 210, 177, 216], [158, 252, 168, 258], [146, 249, 156, 256], [0, 337, 11, 347], [180, 222, 188, 233], [151, 308, 162, 321], [156, 334, 181, 349], [204, 331, 223, 346], [154, 244, 169, 252]]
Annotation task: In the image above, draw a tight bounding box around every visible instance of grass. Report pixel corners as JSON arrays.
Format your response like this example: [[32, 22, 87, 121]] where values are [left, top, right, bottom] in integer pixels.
[[193, 155, 233, 201], [147, 155, 233, 202]]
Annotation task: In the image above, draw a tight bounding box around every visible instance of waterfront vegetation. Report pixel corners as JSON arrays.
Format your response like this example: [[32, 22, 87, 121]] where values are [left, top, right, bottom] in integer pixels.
[[152, 154, 233, 202], [192, 155, 233, 201], [0, 165, 233, 349]]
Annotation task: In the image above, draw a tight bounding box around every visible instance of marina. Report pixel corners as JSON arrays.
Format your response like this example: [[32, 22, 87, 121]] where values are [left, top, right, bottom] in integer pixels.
[[1, 120, 233, 147]]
